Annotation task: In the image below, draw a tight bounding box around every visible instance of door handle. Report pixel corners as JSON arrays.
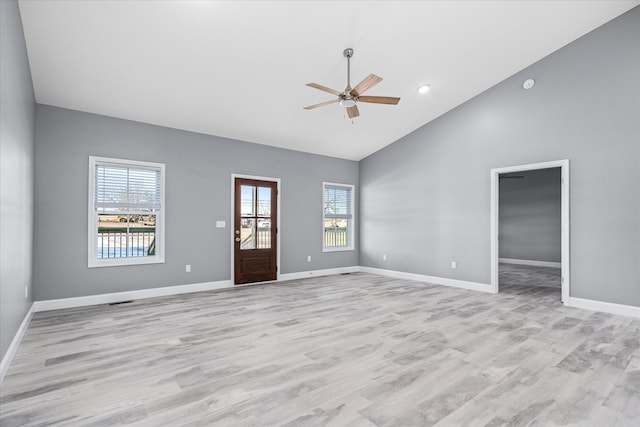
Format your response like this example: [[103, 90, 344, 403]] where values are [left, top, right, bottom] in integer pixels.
[[235, 237, 241, 242]]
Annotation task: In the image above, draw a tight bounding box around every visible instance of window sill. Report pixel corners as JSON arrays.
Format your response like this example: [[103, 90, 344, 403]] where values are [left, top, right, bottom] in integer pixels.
[[88, 256, 165, 268], [322, 246, 355, 253]]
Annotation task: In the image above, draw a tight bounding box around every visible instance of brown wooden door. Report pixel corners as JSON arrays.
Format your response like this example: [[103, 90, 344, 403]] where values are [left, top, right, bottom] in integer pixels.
[[234, 178, 277, 284]]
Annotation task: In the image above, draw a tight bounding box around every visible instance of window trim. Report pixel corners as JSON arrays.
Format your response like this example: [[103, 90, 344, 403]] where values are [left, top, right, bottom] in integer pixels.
[[88, 156, 165, 268], [322, 181, 355, 252]]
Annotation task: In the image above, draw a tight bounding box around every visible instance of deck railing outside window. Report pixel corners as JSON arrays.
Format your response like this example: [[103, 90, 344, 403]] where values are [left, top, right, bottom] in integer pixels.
[[324, 227, 348, 247], [97, 226, 347, 258], [97, 226, 155, 258]]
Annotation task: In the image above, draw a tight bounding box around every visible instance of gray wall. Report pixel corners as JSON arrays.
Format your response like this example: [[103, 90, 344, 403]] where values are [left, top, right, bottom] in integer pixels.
[[499, 168, 561, 263], [34, 106, 358, 300], [360, 7, 640, 306], [0, 0, 35, 361]]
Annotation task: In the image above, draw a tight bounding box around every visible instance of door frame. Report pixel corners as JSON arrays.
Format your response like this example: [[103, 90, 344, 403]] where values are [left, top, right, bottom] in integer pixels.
[[230, 174, 281, 284], [490, 159, 570, 303]]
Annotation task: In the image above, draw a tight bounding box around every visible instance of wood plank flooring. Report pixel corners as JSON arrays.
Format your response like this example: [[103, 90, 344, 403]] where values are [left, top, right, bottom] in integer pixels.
[[499, 263, 561, 289], [1, 272, 639, 426]]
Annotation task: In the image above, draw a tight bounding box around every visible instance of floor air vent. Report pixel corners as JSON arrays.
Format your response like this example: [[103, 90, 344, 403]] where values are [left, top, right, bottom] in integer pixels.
[[108, 300, 134, 306]]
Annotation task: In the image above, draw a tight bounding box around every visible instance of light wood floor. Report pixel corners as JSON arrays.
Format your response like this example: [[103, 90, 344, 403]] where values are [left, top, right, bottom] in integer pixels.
[[1, 272, 639, 426], [499, 263, 561, 289]]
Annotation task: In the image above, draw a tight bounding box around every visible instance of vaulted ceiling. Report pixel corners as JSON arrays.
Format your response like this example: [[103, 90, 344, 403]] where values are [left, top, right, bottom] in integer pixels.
[[18, 1, 639, 160]]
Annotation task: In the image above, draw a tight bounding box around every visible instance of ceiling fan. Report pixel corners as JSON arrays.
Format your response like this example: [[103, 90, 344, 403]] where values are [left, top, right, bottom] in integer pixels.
[[304, 48, 400, 118]]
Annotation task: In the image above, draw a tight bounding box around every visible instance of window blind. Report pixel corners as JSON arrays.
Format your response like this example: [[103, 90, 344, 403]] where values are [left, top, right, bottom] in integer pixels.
[[324, 185, 352, 219], [95, 164, 161, 212]]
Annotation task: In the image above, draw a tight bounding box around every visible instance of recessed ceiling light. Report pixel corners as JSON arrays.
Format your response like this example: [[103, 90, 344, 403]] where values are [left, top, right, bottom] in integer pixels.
[[418, 85, 430, 94], [523, 79, 535, 90]]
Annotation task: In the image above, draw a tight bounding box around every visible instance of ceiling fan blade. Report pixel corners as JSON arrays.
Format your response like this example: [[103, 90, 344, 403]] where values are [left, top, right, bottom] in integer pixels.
[[346, 105, 360, 118], [306, 83, 342, 96], [303, 99, 339, 110], [358, 96, 401, 105], [350, 74, 382, 96]]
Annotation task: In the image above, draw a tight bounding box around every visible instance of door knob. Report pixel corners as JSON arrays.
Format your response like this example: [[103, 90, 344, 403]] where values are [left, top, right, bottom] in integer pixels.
[[235, 237, 241, 242]]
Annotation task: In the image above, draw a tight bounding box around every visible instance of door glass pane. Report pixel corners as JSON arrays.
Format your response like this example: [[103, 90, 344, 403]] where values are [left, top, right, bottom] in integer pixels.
[[257, 187, 271, 217], [241, 185, 255, 217], [240, 218, 256, 250], [257, 219, 271, 249]]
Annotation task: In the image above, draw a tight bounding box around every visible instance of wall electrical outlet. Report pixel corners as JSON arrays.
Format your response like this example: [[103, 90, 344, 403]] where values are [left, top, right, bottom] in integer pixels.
[[307, 256, 311, 262], [383, 254, 387, 261], [451, 261, 457, 269], [25, 286, 28, 299], [186, 264, 191, 273]]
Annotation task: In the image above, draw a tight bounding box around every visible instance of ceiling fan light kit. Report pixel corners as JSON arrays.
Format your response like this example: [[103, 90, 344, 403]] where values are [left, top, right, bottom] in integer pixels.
[[304, 48, 400, 118], [339, 99, 357, 108]]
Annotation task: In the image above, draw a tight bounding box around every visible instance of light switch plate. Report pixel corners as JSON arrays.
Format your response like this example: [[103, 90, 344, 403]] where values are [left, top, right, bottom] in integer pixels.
[[216, 221, 225, 228]]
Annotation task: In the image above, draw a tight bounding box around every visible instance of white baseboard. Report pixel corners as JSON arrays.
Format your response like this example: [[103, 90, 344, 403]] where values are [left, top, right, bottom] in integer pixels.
[[565, 296, 640, 319], [27, 266, 640, 322], [31, 267, 362, 312], [33, 266, 360, 312], [33, 280, 233, 312], [499, 258, 561, 268], [1, 303, 34, 384], [278, 266, 360, 281], [359, 266, 493, 293]]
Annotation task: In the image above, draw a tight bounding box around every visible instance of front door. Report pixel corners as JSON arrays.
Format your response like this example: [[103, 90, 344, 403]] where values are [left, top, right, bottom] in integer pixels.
[[234, 178, 277, 284]]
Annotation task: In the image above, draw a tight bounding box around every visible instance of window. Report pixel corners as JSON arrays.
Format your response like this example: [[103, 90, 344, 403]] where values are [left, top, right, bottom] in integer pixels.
[[323, 182, 355, 251], [88, 156, 165, 267]]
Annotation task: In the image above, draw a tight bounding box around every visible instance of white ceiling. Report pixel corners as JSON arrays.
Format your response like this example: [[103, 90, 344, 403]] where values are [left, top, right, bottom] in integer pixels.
[[18, 1, 639, 161]]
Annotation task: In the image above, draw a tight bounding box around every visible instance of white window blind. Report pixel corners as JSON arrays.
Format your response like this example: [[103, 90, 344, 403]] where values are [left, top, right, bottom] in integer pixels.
[[323, 184, 353, 220], [95, 164, 161, 212]]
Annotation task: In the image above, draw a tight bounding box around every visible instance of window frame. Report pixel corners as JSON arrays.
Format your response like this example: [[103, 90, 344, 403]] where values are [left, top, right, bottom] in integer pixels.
[[88, 156, 165, 268], [322, 182, 355, 252]]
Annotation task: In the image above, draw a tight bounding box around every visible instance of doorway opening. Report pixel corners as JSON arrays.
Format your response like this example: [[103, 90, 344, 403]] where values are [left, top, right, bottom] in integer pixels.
[[231, 175, 280, 285], [490, 160, 569, 303]]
